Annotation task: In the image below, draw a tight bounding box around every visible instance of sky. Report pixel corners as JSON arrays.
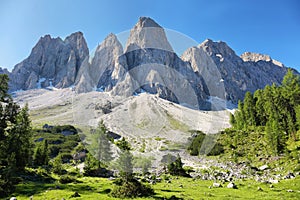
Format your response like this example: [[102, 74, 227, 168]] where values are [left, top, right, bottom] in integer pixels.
[[0, 0, 299, 71]]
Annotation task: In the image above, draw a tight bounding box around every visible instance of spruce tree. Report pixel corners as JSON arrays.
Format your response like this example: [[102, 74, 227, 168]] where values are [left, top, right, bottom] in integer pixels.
[[0, 74, 32, 196], [243, 92, 256, 126], [95, 121, 113, 166]]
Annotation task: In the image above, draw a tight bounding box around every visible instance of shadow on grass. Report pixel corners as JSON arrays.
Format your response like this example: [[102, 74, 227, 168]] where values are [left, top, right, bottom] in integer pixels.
[[14, 182, 54, 196], [153, 195, 184, 200], [160, 189, 181, 192]]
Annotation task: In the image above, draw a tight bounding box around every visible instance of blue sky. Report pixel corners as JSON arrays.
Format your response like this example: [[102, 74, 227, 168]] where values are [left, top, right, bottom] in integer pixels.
[[0, 0, 299, 71]]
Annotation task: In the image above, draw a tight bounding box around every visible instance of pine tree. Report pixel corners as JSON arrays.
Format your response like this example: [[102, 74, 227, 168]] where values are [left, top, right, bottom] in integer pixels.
[[243, 92, 256, 126], [0, 74, 33, 196], [254, 89, 266, 126], [115, 150, 134, 181], [95, 121, 113, 166], [234, 100, 245, 129], [33, 139, 49, 166]]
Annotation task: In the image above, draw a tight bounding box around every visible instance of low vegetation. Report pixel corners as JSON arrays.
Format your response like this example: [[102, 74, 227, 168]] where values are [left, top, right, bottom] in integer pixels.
[[1, 71, 300, 199]]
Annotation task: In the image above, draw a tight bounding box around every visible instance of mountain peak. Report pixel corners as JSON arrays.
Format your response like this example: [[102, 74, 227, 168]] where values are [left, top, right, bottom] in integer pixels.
[[137, 17, 162, 28], [125, 17, 173, 52], [198, 39, 236, 58]]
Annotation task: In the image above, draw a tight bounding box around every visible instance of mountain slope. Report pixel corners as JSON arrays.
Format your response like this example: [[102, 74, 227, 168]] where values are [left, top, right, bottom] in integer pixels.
[[182, 39, 293, 103], [9, 32, 89, 91]]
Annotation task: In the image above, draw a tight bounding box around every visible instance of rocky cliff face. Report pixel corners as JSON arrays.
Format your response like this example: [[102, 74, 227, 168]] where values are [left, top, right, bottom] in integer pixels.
[[182, 39, 291, 103], [0, 67, 10, 75], [125, 17, 173, 53], [75, 33, 126, 93], [3, 17, 297, 109], [9, 32, 89, 91], [109, 17, 208, 107]]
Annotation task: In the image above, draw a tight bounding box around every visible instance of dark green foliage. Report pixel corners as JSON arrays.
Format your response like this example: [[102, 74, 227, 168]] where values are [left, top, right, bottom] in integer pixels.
[[115, 137, 131, 151], [110, 178, 154, 198], [188, 131, 206, 156], [167, 155, 189, 177], [0, 74, 9, 101], [229, 69, 300, 156], [0, 75, 33, 197], [33, 139, 49, 166], [114, 150, 134, 181], [95, 121, 113, 165], [111, 137, 154, 198], [32, 125, 81, 159], [59, 175, 78, 184], [187, 130, 223, 156], [50, 154, 64, 174]]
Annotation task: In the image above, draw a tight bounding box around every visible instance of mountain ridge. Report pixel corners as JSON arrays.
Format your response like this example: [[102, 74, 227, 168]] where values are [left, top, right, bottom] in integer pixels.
[[1, 17, 298, 107]]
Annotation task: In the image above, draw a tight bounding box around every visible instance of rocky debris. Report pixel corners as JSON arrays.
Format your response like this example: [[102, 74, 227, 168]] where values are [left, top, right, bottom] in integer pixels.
[[227, 182, 237, 189], [9, 32, 89, 91], [10, 197, 17, 200], [259, 165, 269, 171], [212, 182, 222, 188], [268, 179, 279, 184], [287, 189, 294, 193], [257, 187, 263, 191], [284, 172, 295, 179]]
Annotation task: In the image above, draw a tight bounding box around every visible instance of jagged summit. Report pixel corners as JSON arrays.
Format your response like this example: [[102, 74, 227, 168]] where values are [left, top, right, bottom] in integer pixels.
[[136, 17, 162, 28], [241, 52, 271, 62], [198, 39, 236, 58], [125, 17, 173, 52], [9, 32, 89, 91], [241, 52, 285, 67]]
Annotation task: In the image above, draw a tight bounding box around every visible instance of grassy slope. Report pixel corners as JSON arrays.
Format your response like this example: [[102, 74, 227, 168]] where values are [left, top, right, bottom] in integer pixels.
[[12, 176, 300, 200]]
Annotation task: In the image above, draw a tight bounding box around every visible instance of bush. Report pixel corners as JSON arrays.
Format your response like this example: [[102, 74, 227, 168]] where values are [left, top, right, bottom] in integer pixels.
[[59, 175, 77, 184], [0, 179, 15, 198], [208, 143, 224, 156], [110, 178, 154, 198], [167, 155, 190, 177]]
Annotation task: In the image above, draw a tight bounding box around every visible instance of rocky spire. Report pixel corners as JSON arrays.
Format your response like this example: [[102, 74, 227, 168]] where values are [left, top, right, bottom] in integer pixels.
[[125, 17, 173, 52], [9, 32, 89, 91]]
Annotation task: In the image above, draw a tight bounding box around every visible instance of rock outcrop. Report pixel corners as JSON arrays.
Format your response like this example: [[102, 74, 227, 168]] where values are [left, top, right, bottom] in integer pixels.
[[75, 33, 126, 93], [111, 17, 208, 107], [0, 67, 10, 75], [182, 39, 291, 103], [9, 32, 89, 91], [125, 17, 173, 53]]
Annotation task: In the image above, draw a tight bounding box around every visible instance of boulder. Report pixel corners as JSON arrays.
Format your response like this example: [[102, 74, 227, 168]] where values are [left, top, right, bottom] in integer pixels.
[[227, 182, 237, 189]]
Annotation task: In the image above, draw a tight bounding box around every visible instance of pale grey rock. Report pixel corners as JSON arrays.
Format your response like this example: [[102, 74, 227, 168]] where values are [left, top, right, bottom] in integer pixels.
[[241, 52, 272, 62], [212, 182, 222, 188], [112, 17, 209, 108], [75, 33, 125, 93], [259, 164, 269, 171], [125, 17, 173, 53], [9, 32, 88, 91], [227, 182, 237, 189], [182, 39, 292, 103]]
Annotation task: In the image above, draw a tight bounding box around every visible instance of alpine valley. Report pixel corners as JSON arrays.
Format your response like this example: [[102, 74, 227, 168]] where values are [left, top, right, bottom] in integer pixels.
[[1, 17, 300, 199]]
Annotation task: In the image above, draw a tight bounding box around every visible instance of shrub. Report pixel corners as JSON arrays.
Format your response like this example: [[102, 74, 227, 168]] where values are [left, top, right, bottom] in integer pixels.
[[110, 178, 154, 198], [59, 175, 77, 184]]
